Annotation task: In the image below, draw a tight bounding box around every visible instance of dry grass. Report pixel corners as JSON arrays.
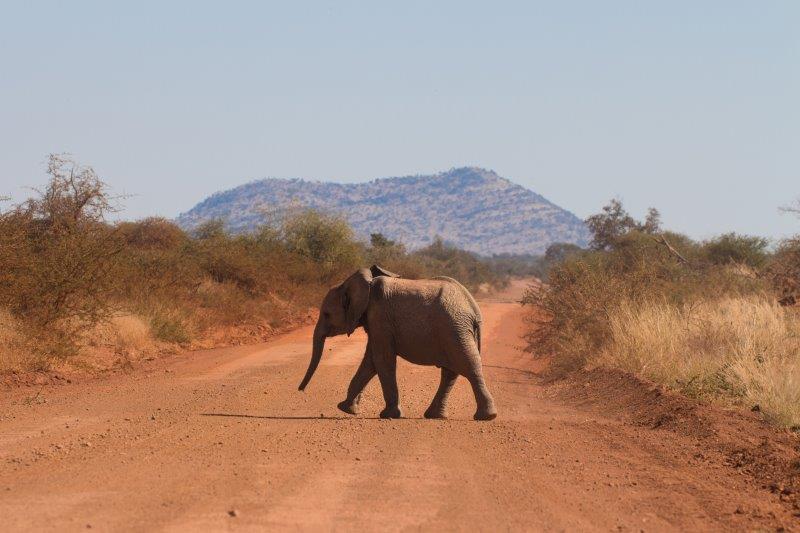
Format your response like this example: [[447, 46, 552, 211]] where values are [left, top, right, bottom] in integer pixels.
[[86, 314, 154, 356], [524, 207, 800, 429], [595, 297, 800, 428], [523, 232, 768, 375], [111, 315, 153, 353]]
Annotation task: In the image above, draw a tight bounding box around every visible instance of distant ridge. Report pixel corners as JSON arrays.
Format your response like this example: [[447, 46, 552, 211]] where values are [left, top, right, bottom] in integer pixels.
[[177, 167, 589, 255]]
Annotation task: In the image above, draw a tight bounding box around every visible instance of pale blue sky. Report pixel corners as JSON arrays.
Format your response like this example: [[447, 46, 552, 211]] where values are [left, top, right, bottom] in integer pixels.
[[1, 1, 798, 240]]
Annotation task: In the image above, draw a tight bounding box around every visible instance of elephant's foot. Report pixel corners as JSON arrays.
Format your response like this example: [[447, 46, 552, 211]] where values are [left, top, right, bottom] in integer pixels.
[[379, 406, 403, 419], [337, 399, 359, 415], [423, 405, 447, 419], [473, 407, 498, 421]]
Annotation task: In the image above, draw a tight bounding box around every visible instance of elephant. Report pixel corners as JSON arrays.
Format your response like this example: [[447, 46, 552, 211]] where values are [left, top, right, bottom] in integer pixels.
[[298, 265, 498, 421]]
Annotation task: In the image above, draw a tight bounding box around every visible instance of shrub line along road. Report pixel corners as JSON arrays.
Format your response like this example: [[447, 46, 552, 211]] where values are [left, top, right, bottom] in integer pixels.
[[0, 280, 795, 531]]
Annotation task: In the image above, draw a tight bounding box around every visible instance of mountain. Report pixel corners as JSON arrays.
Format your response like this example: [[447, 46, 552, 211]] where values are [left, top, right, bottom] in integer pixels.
[[176, 167, 589, 255]]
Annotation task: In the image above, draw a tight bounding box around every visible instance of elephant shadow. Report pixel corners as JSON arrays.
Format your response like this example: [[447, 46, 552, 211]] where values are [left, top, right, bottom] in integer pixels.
[[200, 412, 428, 421], [198, 413, 485, 421]]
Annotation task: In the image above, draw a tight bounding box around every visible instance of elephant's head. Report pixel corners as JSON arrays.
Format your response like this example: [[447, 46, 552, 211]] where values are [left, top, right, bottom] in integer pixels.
[[298, 265, 399, 391]]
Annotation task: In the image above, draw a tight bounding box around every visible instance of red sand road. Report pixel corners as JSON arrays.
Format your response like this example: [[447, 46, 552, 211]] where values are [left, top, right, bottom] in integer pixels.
[[0, 280, 796, 531]]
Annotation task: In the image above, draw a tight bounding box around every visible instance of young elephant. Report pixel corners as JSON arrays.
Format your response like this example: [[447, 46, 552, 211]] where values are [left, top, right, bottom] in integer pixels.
[[298, 265, 497, 421]]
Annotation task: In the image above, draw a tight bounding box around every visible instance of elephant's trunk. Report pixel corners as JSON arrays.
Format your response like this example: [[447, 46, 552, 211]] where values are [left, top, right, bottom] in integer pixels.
[[298, 324, 326, 391]]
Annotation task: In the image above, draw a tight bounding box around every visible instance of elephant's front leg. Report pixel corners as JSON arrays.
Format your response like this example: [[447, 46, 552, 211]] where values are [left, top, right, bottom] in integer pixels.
[[424, 367, 458, 419], [372, 342, 402, 418], [337, 352, 376, 415]]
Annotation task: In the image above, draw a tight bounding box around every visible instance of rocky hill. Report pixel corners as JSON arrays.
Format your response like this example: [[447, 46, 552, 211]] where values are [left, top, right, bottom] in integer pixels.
[[177, 167, 589, 255]]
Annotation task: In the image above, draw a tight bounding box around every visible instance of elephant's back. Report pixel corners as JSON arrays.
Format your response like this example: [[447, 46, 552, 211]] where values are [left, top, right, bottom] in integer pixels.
[[373, 277, 481, 365], [376, 276, 480, 318], [430, 276, 482, 323]]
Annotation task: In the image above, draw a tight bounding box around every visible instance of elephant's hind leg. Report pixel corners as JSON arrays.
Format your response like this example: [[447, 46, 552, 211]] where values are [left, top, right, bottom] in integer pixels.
[[337, 353, 376, 415], [424, 367, 458, 419], [466, 365, 497, 421], [457, 345, 497, 421]]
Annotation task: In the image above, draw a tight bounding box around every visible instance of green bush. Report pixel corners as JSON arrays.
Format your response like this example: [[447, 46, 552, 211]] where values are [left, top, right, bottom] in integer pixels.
[[282, 209, 363, 279], [701, 233, 769, 267]]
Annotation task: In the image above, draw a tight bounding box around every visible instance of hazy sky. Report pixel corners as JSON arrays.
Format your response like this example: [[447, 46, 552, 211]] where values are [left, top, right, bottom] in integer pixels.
[[1, 1, 798, 240]]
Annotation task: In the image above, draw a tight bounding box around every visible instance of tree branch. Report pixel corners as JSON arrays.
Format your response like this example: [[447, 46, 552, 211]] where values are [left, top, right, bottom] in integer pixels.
[[651, 235, 690, 265]]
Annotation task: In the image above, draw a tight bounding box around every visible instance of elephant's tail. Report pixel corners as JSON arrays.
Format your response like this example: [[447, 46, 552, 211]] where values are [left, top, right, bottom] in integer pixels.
[[473, 318, 482, 354]]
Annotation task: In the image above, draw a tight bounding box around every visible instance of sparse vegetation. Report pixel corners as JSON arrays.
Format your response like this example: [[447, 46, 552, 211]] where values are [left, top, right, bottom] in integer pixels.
[[524, 198, 800, 428], [597, 297, 800, 427], [0, 156, 510, 374], [0, 155, 124, 364]]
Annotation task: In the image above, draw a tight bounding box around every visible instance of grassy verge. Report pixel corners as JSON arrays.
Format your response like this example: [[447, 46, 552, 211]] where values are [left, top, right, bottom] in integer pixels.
[[525, 199, 800, 429], [596, 297, 800, 427]]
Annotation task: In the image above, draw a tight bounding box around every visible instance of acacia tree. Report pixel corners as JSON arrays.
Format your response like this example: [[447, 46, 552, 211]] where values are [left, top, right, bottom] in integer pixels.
[[585, 199, 661, 250], [641, 207, 662, 234], [367, 232, 407, 266], [370, 232, 396, 248], [0, 154, 123, 357]]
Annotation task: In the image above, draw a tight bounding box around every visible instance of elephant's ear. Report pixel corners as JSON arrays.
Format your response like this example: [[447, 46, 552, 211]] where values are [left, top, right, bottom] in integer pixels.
[[370, 265, 400, 278], [343, 268, 372, 336]]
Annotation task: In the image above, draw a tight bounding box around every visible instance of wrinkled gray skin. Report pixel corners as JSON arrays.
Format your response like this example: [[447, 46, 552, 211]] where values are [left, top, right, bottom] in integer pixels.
[[298, 265, 497, 421]]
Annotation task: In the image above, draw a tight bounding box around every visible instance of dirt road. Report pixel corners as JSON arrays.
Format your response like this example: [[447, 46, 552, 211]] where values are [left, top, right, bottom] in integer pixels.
[[0, 281, 796, 531]]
